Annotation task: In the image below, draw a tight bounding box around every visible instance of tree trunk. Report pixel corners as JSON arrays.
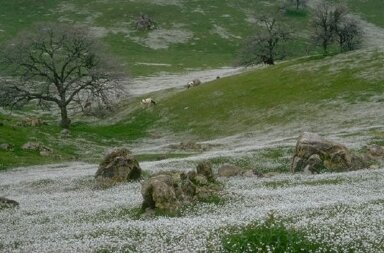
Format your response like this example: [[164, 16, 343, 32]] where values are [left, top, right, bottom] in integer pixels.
[[59, 105, 71, 129]]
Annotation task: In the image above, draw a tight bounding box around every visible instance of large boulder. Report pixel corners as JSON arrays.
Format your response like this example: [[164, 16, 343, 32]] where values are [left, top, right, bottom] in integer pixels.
[[291, 132, 366, 173], [141, 161, 219, 215], [196, 161, 215, 182], [95, 148, 142, 182], [141, 172, 195, 213], [0, 197, 19, 210]]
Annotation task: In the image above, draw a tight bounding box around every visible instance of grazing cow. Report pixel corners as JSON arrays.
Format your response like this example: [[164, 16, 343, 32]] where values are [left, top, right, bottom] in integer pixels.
[[141, 97, 156, 106], [186, 79, 201, 89]]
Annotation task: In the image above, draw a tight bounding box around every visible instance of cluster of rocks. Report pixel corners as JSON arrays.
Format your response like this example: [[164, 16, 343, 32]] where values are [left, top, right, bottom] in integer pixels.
[[21, 142, 53, 156], [141, 161, 220, 215], [95, 148, 221, 215], [0, 141, 53, 156], [291, 132, 375, 174]]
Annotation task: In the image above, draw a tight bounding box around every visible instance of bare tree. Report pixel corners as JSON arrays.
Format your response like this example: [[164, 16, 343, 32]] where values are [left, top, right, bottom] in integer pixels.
[[312, 2, 361, 54], [286, 0, 308, 10], [311, 1, 336, 55], [0, 23, 126, 129], [239, 15, 290, 66], [334, 16, 362, 52]]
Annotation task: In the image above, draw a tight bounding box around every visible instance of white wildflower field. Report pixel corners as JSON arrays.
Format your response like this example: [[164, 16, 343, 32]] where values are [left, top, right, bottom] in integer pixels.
[[1, 160, 383, 252]]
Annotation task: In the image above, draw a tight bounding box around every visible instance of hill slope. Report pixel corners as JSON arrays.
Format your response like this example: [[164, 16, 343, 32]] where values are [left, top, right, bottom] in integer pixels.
[[1, 46, 383, 169]]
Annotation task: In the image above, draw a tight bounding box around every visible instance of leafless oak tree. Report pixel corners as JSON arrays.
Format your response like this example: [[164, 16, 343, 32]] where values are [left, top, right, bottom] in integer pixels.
[[0, 23, 126, 129], [334, 16, 362, 52], [312, 2, 362, 54], [285, 0, 308, 10], [239, 15, 290, 66]]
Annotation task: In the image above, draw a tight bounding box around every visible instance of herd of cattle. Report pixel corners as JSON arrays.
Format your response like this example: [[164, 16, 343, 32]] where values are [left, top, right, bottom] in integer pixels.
[[141, 77, 220, 107]]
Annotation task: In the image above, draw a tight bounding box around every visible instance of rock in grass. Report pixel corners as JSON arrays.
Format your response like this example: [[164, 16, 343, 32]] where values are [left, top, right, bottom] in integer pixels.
[[217, 164, 243, 178], [196, 161, 215, 182], [95, 148, 142, 182], [0, 143, 12, 151], [0, 197, 19, 209], [141, 161, 220, 215], [141, 173, 184, 213], [291, 132, 366, 173]]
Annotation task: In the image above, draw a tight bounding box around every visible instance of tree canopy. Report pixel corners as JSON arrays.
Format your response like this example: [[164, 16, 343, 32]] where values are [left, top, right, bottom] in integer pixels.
[[0, 23, 126, 128]]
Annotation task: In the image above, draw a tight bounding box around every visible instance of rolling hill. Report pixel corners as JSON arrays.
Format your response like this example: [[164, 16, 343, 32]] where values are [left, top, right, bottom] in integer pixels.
[[0, 0, 383, 168]]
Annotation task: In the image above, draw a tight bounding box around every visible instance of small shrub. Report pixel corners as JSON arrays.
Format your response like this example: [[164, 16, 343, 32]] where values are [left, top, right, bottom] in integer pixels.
[[222, 213, 330, 253]]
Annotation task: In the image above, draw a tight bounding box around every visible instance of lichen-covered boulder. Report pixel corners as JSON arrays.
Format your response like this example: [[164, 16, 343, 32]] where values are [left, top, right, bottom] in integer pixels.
[[141, 174, 180, 212], [196, 161, 215, 182], [291, 132, 366, 173], [141, 161, 220, 215], [95, 148, 142, 182]]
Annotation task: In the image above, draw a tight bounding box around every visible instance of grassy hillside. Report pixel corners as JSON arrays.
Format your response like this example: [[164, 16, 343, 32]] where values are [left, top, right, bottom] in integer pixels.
[[1, 0, 383, 76], [346, 0, 384, 27], [0, 0, 313, 76], [1, 0, 384, 169], [134, 49, 384, 138], [1, 47, 383, 170]]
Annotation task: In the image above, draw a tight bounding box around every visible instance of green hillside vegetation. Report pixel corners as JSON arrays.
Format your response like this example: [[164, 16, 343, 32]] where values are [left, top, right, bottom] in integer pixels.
[[0, 0, 382, 76], [346, 0, 384, 27], [134, 49, 384, 138], [1, 0, 384, 170], [1, 46, 383, 169], [0, 0, 313, 76]]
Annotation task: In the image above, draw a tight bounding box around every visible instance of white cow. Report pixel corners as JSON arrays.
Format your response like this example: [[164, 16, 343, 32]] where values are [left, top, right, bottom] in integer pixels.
[[141, 97, 156, 106], [186, 79, 201, 89]]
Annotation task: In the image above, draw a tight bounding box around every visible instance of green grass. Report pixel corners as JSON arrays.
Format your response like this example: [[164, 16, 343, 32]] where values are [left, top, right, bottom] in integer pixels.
[[346, 0, 384, 28], [3, 47, 383, 169], [0, 0, 323, 76], [0, 110, 159, 170], [222, 214, 332, 253], [126, 50, 384, 139]]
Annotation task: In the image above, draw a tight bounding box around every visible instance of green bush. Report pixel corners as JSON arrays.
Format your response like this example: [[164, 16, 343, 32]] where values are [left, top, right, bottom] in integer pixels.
[[222, 214, 331, 253]]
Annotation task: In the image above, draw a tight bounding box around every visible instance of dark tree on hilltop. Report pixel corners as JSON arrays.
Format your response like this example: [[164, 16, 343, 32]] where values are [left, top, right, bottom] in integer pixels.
[[285, 0, 308, 10], [311, 2, 336, 55], [311, 1, 362, 54], [239, 15, 290, 66], [334, 16, 362, 52], [0, 23, 126, 129]]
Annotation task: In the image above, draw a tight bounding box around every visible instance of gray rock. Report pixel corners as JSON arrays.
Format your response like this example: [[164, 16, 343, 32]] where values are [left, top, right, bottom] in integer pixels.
[[196, 161, 214, 182], [0, 143, 12, 151], [22, 142, 41, 151], [141, 163, 220, 215], [291, 132, 366, 173], [60, 129, 70, 138], [141, 173, 181, 213], [95, 148, 142, 182]]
